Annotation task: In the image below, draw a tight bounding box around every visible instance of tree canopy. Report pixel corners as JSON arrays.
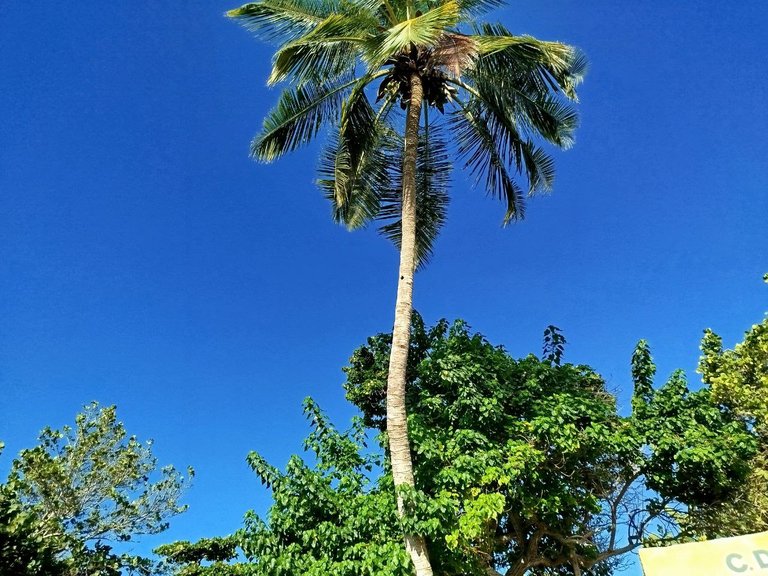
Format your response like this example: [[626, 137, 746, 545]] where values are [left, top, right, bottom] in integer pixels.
[[694, 308, 768, 535], [227, 0, 585, 260], [2, 402, 192, 575], [159, 317, 756, 576], [0, 443, 66, 576]]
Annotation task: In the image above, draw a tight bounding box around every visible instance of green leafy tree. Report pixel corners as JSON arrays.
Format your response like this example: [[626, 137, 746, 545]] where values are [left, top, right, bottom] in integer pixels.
[[695, 304, 768, 535], [345, 317, 755, 575], [158, 400, 409, 576], [160, 318, 753, 576], [0, 443, 66, 576], [4, 402, 192, 575], [155, 537, 241, 576], [227, 1, 585, 572]]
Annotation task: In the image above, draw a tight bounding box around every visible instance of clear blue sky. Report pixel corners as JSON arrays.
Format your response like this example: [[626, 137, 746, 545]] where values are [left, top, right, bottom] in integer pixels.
[[1, 0, 766, 568]]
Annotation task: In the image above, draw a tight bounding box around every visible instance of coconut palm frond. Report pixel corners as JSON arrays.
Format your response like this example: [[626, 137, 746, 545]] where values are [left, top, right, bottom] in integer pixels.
[[270, 40, 358, 86], [472, 43, 556, 97], [227, 0, 336, 41], [468, 67, 578, 150], [561, 48, 588, 100], [452, 100, 527, 224], [475, 34, 574, 72], [368, 0, 462, 66], [453, 0, 505, 18], [521, 96, 579, 149], [269, 13, 377, 85], [377, 115, 451, 267], [458, 75, 561, 195], [318, 130, 393, 230], [474, 26, 574, 77], [252, 77, 358, 161], [451, 78, 522, 168], [317, 75, 399, 229], [351, 0, 400, 24], [473, 24, 586, 100], [329, 82, 383, 210], [519, 141, 556, 194]]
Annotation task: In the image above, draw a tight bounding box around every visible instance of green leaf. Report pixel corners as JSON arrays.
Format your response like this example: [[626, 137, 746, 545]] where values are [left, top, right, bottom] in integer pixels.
[[269, 12, 374, 85], [252, 77, 357, 161], [227, 0, 334, 41], [377, 111, 450, 268], [368, 1, 462, 66]]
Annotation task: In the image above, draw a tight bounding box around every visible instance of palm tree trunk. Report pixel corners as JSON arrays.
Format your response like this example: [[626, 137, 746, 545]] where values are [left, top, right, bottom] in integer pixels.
[[387, 72, 433, 576]]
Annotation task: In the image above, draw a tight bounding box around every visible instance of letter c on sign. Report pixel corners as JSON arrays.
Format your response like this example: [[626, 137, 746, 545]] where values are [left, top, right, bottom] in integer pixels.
[[727, 554, 748, 573]]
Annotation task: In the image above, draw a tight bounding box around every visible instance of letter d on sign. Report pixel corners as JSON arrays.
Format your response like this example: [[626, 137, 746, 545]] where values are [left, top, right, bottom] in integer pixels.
[[754, 550, 768, 569]]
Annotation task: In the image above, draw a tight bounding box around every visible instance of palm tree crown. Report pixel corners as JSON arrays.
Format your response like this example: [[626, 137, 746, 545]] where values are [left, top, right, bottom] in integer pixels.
[[228, 0, 585, 265]]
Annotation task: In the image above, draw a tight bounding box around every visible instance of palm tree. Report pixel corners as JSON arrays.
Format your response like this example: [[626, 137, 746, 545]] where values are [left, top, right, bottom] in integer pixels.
[[228, 1, 585, 573]]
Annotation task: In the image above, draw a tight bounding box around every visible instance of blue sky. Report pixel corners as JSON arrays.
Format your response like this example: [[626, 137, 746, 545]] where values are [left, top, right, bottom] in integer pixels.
[[1, 0, 766, 568]]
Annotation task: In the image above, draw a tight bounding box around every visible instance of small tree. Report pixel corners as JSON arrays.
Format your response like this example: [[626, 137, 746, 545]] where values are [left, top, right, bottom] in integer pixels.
[[4, 402, 192, 574], [695, 303, 768, 535]]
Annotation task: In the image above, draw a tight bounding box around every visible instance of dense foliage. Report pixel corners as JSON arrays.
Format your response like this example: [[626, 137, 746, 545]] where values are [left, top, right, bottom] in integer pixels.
[[0, 443, 66, 576], [693, 308, 768, 535], [160, 317, 756, 576], [1, 403, 192, 575], [160, 400, 410, 576], [346, 316, 755, 574]]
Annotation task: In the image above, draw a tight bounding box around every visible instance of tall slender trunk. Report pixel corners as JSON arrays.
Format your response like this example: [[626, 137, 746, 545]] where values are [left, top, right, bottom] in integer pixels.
[[387, 72, 433, 576]]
